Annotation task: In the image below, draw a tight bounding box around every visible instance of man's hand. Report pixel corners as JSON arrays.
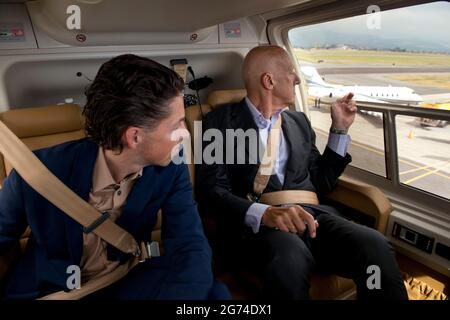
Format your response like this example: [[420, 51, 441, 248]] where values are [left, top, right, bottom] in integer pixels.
[[261, 205, 319, 238], [330, 92, 357, 132]]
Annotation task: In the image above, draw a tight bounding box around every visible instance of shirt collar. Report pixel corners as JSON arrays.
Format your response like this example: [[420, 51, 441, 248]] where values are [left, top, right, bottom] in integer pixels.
[[245, 97, 285, 130], [92, 147, 143, 193]]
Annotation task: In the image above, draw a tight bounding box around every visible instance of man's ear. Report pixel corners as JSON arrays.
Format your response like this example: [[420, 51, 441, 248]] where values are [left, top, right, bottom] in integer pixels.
[[261, 72, 274, 90], [123, 127, 141, 149]]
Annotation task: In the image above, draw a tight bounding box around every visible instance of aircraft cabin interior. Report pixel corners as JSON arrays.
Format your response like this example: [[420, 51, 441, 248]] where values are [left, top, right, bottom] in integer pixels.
[[0, 0, 448, 303]]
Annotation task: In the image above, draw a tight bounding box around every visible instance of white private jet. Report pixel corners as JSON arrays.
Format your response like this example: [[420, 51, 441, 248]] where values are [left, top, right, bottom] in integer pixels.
[[301, 66, 424, 106]]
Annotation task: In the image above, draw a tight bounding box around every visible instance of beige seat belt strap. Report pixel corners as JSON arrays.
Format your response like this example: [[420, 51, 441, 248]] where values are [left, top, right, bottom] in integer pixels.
[[247, 115, 282, 202], [260, 190, 319, 206], [247, 114, 319, 206], [38, 256, 139, 300], [0, 121, 140, 257], [170, 59, 188, 83], [0, 120, 161, 299], [37, 241, 160, 300]]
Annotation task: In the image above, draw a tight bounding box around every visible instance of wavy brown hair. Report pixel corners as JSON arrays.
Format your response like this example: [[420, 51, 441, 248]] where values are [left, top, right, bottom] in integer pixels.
[[83, 54, 184, 152]]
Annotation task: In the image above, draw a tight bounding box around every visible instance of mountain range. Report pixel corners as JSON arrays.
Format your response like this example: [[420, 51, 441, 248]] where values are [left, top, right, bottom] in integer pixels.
[[289, 29, 450, 54]]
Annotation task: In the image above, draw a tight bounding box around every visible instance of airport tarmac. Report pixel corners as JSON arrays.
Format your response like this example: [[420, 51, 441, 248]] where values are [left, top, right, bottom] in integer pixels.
[[310, 65, 450, 96], [309, 105, 450, 200], [321, 73, 450, 95], [316, 66, 450, 74]]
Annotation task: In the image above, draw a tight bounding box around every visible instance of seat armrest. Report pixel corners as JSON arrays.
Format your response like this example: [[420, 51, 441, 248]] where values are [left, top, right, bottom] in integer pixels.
[[324, 177, 392, 233]]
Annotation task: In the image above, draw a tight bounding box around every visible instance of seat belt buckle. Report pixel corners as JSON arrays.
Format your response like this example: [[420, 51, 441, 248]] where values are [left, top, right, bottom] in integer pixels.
[[247, 192, 262, 203], [137, 241, 161, 263], [147, 241, 160, 258]]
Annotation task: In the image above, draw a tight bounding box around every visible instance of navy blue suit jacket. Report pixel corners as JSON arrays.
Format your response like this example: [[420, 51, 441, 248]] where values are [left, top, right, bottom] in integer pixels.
[[0, 138, 214, 299]]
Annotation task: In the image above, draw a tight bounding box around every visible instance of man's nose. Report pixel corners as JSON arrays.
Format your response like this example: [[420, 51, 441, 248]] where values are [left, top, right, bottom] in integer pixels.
[[294, 74, 301, 85]]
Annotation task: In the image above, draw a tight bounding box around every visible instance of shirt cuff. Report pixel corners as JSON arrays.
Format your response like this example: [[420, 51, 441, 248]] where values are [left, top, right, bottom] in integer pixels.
[[327, 133, 351, 157], [245, 203, 270, 233]]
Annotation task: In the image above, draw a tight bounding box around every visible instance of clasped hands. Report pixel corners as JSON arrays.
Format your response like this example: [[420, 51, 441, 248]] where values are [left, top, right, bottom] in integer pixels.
[[261, 205, 319, 238]]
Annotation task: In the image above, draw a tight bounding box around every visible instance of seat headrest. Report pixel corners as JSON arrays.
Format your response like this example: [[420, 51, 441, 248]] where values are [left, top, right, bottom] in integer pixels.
[[0, 104, 84, 138], [185, 104, 212, 133], [207, 89, 247, 109]]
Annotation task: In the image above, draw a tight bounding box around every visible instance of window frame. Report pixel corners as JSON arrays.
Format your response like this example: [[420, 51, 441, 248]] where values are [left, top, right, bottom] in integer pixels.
[[267, 0, 450, 220]]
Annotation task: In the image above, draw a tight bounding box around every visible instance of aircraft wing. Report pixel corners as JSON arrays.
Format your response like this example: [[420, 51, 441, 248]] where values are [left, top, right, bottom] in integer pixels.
[[307, 86, 386, 104]]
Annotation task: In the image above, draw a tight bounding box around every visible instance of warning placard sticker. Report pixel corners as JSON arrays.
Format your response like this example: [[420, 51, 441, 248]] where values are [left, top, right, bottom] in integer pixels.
[[224, 22, 242, 39], [0, 23, 25, 42]]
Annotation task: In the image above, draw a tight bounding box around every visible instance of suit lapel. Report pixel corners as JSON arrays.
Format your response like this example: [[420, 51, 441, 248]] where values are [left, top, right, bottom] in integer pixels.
[[230, 99, 259, 131], [62, 139, 159, 264], [64, 139, 98, 265], [114, 165, 158, 237], [230, 99, 262, 164], [282, 112, 308, 189]]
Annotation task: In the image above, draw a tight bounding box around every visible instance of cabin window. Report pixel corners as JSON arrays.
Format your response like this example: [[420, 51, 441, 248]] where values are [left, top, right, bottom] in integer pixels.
[[395, 115, 450, 200], [288, 1, 450, 187]]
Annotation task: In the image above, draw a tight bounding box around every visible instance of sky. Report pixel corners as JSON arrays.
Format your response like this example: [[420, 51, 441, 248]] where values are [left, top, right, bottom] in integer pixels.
[[289, 1, 450, 53]]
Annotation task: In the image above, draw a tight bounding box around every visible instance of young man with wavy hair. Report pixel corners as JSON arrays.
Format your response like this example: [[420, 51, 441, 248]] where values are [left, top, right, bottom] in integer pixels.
[[0, 54, 229, 300]]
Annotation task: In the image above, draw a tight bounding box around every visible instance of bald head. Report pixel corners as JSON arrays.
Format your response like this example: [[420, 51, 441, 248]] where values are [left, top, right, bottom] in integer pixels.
[[241, 45, 300, 114], [242, 45, 289, 90]]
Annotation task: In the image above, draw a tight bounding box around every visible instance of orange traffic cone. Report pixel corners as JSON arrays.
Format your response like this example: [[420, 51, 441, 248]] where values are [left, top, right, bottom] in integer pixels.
[[408, 130, 413, 139]]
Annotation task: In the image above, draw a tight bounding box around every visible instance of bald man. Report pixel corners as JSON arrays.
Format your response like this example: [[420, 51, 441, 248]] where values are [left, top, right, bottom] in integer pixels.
[[196, 46, 407, 300]]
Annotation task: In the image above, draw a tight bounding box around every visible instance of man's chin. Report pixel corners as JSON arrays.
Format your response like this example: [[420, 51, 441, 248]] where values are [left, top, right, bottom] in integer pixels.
[[145, 156, 172, 167], [162, 155, 176, 166], [153, 159, 172, 167]]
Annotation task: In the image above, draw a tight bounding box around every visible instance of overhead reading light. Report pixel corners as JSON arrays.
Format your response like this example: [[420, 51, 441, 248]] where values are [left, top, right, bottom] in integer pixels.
[[75, 0, 103, 4]]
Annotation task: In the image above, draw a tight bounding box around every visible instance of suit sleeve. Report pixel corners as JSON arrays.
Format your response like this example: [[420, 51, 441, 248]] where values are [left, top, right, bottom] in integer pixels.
[[303, 113, 352, 194], [195, 113, 254, 228], [0, 170, 28, 255], [157, 163, 214, 299]]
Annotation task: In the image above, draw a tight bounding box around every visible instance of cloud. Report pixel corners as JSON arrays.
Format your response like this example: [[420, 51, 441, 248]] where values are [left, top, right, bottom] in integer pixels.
[[289, 1, 450, 53]]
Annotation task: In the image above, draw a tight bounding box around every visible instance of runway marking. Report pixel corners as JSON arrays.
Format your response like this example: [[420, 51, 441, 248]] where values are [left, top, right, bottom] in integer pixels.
[[396, 158, 450, 180], [399, 160, 449, 175], [315, 128, 450, 181], [403, 161, 450, 185]]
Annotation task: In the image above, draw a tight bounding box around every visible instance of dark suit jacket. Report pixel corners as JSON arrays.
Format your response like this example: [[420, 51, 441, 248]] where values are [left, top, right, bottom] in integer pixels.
[[196, 99, 352, 238], [0, 138, 214, 299]]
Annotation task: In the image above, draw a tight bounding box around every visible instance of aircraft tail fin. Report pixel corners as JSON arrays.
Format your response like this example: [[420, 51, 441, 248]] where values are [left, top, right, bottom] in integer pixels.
[[300, 66, 327, 86]]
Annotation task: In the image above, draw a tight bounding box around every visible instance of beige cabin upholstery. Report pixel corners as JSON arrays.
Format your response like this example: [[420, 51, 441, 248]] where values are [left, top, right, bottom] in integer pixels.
[[0, 104, 85, 185], [0, 94, 393, 299], [0, 104, 85, 284]]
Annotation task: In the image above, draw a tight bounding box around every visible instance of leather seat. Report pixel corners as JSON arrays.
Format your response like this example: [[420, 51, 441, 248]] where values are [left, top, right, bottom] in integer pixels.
[[0, 104, 85, 186], [185, 89, 394, 299], [0, 104, 85, 285]]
